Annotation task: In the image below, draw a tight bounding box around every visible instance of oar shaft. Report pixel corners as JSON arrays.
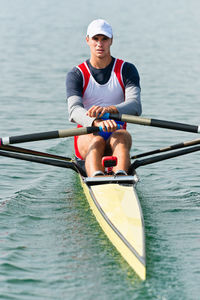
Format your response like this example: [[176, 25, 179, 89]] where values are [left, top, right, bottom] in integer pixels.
[[131, 138, 200, 159], [0, 127, 100, 145], [0, 149, 79, 172], [108, 113, 200, 134], [130, 145, 200, 171], [0, 145, 72, 161], [149, 118, 199, 133]]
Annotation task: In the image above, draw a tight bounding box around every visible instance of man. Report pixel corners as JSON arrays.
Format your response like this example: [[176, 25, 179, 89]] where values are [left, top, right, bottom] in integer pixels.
[[66, 19, 142, 177]]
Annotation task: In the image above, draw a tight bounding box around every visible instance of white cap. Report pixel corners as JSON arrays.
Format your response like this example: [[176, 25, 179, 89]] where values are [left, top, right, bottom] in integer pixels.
[[87, 19, 113, 38]]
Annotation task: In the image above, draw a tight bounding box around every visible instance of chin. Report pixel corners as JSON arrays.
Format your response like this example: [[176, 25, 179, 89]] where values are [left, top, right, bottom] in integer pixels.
[[96, 53, 105, 58]]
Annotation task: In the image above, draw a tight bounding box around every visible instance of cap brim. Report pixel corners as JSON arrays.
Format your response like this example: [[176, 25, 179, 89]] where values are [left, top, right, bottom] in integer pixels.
[[88, 31, 112, 38]]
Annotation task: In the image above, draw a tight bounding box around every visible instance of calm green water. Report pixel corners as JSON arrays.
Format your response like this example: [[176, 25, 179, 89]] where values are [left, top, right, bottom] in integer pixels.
[[0, 0, 200, 299]]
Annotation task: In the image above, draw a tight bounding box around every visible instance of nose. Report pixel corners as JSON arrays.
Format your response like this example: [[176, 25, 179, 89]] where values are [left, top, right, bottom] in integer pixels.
[[97, 40, 103, 47]]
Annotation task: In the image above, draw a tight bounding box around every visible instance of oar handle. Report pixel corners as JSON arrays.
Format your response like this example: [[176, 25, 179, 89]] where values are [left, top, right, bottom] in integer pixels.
[[104, 113, 200, 134]]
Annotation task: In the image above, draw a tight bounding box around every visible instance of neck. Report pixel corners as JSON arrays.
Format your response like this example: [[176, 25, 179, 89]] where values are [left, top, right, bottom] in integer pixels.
[[90, 55, 112, 69]]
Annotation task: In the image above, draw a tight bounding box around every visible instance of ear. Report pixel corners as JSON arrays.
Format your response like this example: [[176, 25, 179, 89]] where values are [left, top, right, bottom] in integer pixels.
[[86, 36, 90, 45]]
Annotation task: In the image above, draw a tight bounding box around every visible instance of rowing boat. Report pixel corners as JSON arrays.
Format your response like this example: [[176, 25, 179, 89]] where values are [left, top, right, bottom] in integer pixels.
[[0, 113, 199, 280], [76, 159, 146, 280]]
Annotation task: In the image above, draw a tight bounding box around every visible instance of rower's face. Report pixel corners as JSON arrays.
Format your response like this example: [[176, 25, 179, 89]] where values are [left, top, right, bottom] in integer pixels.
[[86, 34, 112, 59]]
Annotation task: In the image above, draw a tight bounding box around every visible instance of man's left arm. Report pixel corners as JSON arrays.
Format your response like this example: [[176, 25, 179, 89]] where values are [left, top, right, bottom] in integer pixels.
[[115, 62, 142, 116]]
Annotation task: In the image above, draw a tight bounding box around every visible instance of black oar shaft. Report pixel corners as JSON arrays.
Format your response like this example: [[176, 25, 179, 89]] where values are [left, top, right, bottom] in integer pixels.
[[0, 145, 71, 161], [150, 118, 198, 133], [0, 127, 100, 145], [0, 149, 78, 172], [109, 113, 200, 134], [131, 138, 200, 159], [8, 130, 59, 144], [130, 145, 200, 172]]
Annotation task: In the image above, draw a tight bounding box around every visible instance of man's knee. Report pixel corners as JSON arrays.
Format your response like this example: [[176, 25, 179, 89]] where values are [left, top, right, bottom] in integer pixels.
[[110, 129, 132, 149]]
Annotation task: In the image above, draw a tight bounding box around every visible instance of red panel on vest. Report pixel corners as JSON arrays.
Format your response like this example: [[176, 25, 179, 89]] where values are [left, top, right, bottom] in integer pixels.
[[114, 59, 125, 93], [78, 62, 90, 95]]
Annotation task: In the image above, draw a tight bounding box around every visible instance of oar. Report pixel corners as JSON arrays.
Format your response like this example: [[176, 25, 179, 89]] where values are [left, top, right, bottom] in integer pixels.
[[103, 113, 200, 134], [131, 138, 200, 159], [0, 148, 86, 175], [0, 145, 72, 161], [129, 145, 200, 173], [0, 126, 101, 145]]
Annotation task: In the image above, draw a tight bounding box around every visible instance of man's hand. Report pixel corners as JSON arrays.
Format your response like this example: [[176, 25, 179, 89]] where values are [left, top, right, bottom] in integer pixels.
[[87, 105, 118, 118], [87, 105, 119, 132], [92, 119, 118, 132]]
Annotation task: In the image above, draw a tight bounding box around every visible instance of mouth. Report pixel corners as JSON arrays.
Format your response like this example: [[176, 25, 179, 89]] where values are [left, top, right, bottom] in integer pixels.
[[96, 49, 104, 55]]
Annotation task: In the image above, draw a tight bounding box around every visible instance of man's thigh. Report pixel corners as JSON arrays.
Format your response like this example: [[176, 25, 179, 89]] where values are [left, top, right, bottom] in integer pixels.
[[77, 134, 106, 159]]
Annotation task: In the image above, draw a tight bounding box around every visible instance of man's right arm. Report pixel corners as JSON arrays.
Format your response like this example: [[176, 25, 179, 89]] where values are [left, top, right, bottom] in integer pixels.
[[68, 95, 96, 127], [66, 68, 96, 127]]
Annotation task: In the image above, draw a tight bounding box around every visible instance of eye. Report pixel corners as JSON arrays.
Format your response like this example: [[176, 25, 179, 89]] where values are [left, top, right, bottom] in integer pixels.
[[92, 36, 98, 41]]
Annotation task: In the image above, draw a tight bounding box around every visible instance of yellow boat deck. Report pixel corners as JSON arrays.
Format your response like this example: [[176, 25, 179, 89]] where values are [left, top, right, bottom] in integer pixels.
[[80, 175, 146, 280]]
